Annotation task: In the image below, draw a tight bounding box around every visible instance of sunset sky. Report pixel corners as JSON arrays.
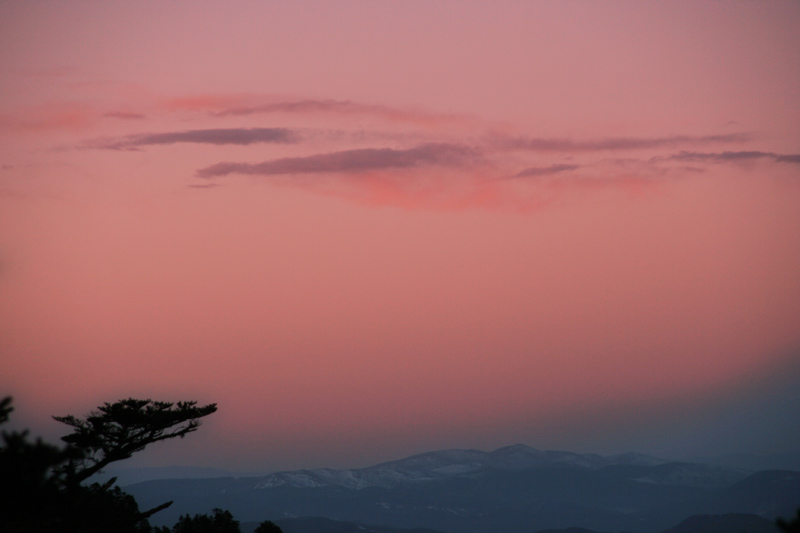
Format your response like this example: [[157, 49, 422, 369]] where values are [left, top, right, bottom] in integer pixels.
[[1, 1, 799, 473]]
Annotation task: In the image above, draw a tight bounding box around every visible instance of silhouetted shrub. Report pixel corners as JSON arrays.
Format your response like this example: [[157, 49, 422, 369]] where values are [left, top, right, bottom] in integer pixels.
[[254, 520, 283, 533], [172, 508, 241, 533]]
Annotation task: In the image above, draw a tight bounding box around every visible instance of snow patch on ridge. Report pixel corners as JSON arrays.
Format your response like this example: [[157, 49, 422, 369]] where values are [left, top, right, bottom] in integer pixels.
[[254, 444, 670, 490]]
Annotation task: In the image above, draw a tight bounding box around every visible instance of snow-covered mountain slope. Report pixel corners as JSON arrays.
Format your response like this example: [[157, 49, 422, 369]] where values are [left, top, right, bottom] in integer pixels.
[[253, 444, 668, 490]]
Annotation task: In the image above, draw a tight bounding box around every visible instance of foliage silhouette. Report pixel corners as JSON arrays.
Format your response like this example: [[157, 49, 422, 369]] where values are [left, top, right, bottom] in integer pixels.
[[254, 520, 284, 533], [778, 508, 800, 533], [2, 397, 75, 532], [171, 508, 241, 533], [0, 396, 218, 533], [54, 398, 217, 485]]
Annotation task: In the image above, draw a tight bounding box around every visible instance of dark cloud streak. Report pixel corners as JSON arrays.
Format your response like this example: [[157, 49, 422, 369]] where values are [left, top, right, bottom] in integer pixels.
[[511, 164, 580, 178], [490, 133, 750, 152], [197, 143, 480, 178], [90, 127, 298, 150], [209, 98, 467, 124], [662, 150, 800, 164]]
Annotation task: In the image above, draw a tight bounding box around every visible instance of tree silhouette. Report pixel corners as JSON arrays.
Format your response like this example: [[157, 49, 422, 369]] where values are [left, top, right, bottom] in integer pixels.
[[1, 396, 217, 532], [0, 396, 11, 424], [1, 396, 84, 532], [54, 398, 217, 485]]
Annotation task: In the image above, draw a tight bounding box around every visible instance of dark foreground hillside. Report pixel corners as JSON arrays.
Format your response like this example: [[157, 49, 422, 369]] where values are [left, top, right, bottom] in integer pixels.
[[243, 517, 447, 533], [238, 513, 782, 533]]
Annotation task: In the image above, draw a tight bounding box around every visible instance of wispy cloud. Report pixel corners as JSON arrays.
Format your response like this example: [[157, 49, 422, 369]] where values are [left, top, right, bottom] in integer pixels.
[[661, 150, 800, 164], [489, 133, 750, 152], [164, 95, 472, 128], [88, 127, 299, 150], [33, 89, 790, 214], [511, 164, 581, 178], [196, 143, 480, 178]]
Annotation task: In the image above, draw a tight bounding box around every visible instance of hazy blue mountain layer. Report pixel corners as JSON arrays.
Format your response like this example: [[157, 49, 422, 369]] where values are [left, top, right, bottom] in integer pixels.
[[123, 444, 800, 533]]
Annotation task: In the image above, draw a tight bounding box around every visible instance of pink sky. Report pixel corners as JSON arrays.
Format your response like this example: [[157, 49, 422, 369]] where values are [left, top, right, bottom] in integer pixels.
[[1, 1, 799, 472]]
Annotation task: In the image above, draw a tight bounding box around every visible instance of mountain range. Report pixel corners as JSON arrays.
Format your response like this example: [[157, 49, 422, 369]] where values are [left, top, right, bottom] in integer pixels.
[[122, 444, 800, 532]]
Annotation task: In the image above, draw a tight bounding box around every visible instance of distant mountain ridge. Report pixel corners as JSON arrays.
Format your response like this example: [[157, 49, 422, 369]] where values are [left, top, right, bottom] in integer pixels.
[[254, 444, 670, 490], [124, 444, 800, 533]]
